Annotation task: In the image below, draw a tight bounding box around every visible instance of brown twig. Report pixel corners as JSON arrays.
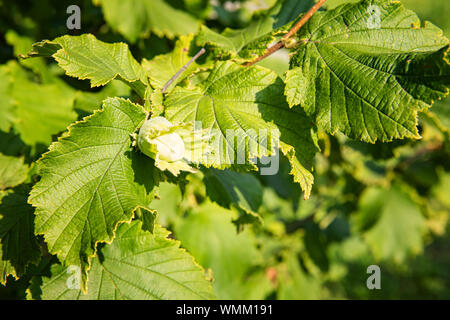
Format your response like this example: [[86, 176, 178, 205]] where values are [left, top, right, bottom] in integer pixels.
[[161, 48, 206, 94], [243, 0, 327, 67]]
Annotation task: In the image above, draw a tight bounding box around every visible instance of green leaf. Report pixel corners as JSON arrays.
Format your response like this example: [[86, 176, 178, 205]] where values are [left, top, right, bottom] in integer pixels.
[[353, 185, 426, 263], [0, 186, 41, 284], [285, 0, 450, 142], [174, 201, 267, 299], [25, 34, 148, 96], [0, 65, 15, 132], [0, 131, 27, 157], [93, 0, 200, 42], [202, 168, 263, 223], [28, 98, 159, 290], [29, 221, 214, 300], [142, 34, 211, 93], [0, 154, 28, 190], [7, 61, 77, 149], [165, 61, 318, 198]]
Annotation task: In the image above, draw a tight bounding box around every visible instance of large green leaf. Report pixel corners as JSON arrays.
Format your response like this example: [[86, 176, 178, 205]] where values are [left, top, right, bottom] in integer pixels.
[[93, 0, 200, 42], [0, 186, 40, 284], [285, 0, 450, 142], [165, 61, 318, 198], [0, 154, 28, 190], [353, 185, 426, 263], [28, 98, 159, 290], [29, 221, 214, 300], [25, 34, 148, 96]]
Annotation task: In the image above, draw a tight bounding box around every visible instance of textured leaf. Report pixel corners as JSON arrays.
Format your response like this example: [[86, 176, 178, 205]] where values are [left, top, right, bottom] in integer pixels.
[[174, 201, 266, 299], [354, 185, 426, 263], [25, 34, 148, 96], [7, 61, 77, 149], [0, 154, 28, 190], [0, 186, 40, 284], [142, 34, 211, 92], [29, 221, 214, 300], [28, 98, 159, 290], [165, 61, 318, 198], [203, 168, 263, 223], [93, 0, 200, 42], [285, 0, 450, 142]]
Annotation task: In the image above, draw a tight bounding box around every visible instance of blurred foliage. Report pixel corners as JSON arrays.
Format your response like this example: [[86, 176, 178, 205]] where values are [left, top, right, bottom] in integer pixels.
[[0, 0, 449, 300]]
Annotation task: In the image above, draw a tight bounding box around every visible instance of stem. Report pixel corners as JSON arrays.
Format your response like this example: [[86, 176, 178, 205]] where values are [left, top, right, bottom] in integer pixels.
[[283, 0, 327, 40], [161, 48, 206, 94], [243, 0, 327, 67], [242, 42, 284, 67]]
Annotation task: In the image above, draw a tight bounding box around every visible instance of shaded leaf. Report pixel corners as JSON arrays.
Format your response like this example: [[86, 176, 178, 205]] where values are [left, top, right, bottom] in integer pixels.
[[0, 186, 40, 284]]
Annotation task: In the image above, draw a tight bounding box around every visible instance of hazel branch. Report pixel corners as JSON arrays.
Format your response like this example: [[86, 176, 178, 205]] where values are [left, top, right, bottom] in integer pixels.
[[243, 0, 327, 67]]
